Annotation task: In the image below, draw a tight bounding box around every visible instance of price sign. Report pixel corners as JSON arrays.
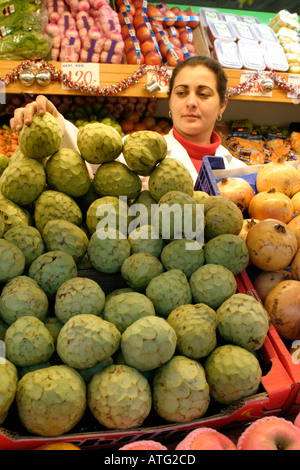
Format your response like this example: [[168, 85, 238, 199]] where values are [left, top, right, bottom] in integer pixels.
[[61, 62, 100, 91], [146, 68, 172, 94], [287, 74, 300, 104], [239, 72, 272, 97]]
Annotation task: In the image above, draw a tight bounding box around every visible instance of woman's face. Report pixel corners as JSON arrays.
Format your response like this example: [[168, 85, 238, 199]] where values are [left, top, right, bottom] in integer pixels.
[[168, 65, 227, 144]]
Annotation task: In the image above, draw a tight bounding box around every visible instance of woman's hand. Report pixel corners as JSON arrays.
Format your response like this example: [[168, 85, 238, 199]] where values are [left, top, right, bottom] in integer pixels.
[[10, 95, 65, 136]]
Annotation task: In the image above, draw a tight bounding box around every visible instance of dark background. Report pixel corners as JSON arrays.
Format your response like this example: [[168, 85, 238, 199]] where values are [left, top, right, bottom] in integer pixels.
[[169, 0, 299, 14]]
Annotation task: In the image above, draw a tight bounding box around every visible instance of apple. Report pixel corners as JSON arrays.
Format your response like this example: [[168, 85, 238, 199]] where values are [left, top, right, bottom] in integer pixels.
[[294, 412, 300, 428], [237, 416, 300, 450], [175, 427, 237, 450], [119, 440, 168, 450]]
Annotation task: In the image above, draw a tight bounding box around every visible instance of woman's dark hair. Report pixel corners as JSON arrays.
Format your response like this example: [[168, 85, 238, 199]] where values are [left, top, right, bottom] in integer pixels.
[[167, 56, 228, 104]]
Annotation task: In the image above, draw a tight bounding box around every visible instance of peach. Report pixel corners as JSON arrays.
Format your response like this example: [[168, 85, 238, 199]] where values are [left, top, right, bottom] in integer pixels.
[[175, 427, 237, 450]]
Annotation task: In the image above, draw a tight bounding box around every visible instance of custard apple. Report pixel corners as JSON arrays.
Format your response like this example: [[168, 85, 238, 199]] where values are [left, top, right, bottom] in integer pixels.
[[167, 303, 217, 359], [189, 264, 237, 310], [128, 225, 165, 258], [4, 225, 45, 268], [4, 316, 55, 367], [0, 153, 9, 176], [34, 190, 82, 234], [204, 195, 244, 240], [103, 291, 155, 333], [0, 239, 25, 283], [0, 157, 46, 206], [145, 269, 192, 317], [129, 189, 157, 226], [160, 239, 205, 278], [28, 250, 77, 299], [87, 228, 130, 274], [0, 197, 31, 233], [123, 130, 167, 176], [193, 190, 210, 204], [42, 219, 89, 263], [0, 318, 8, 341], [16, 365, 86, 436], [204, 344, 262, 405], [77, 357, 113, 384], [204, 233, 250, 276], [121, 316, 177, 371], [18, 112, 63, 159], [86, 196, 129, 236], [152, 355, 210, 423], [148, 158, 194, 202], [121, 252, 164, 291], [54, 276, 105, 324], [0, 358, 18, 425], [0, 275, 48, 325], [93, 161, 142, 199], [56, 314, 121, 369], [45, 148, 90, 198], [77, 122, 123, 164], [44, 316, 63, 344], [217, 293, 270, 352], [0, 214, 4, 237], [88, 364, 152, 429]]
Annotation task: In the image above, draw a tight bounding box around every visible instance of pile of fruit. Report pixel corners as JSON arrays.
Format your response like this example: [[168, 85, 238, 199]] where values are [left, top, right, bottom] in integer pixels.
[[0, 112, 274, 441]]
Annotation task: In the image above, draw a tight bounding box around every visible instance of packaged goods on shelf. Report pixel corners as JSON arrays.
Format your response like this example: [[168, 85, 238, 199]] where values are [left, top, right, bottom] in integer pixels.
[[268, 10, 300, 73]]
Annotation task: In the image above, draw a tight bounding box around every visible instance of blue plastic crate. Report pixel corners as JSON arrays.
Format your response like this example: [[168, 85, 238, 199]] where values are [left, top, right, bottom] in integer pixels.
[[194, 156, 224, 195]]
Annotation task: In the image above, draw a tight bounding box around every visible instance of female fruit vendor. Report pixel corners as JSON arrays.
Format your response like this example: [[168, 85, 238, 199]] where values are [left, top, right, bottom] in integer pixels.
[[10, 55, 246, 182]]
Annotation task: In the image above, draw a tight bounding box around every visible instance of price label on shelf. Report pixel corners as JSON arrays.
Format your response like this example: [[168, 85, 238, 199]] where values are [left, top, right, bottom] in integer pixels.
[[287, 74, 300, 104], [61, 62, 100, 91], [146, 68, 172, 94], [239, 72, 272, 97]]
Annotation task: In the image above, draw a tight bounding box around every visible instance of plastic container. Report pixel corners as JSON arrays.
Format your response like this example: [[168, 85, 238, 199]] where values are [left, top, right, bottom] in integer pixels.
[[213, 39, 243, 69], [221, 13, 241, 24], [237, 39, 266, 71], [199, 8, 222, 28], [231, 22, 257, 41], [207, 20, 236, 43], [240, 15, 261, 25], [260, 40, 289, 71], [252, 24, 279, 43]]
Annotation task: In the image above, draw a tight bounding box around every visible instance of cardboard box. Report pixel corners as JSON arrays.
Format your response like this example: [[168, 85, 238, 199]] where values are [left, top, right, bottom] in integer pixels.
[[0, 270, 294, 450]]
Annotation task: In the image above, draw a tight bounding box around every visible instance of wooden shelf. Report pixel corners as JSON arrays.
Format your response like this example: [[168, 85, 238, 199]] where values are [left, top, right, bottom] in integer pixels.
[[1, 60, 297, 104]]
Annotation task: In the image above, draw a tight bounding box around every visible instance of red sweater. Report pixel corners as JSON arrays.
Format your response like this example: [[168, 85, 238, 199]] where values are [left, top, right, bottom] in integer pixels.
[[173, 127, 222, 172]]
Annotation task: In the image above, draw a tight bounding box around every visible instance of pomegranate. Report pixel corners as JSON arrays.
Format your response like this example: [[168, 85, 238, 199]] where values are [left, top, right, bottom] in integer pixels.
[[288, 215, 300, 250], [238, 218, 259, 241], [256, 158, 300, 198], [253, 270, 292, 304], [217, 177, 255, 213], [291, 251, 300, 280], [248, 188, 294, 224]]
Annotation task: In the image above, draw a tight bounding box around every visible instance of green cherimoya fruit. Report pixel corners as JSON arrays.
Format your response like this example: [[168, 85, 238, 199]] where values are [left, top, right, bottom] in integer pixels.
[[189, 264, 237, 310], [18, 112, 63, 159], [148, 158, 194, 202], [45, 148, 90, 198], [4, 225, 45, 268], [0, 358, 18, 425], [123, 130, 167, 176], [204, 344, 262, 405], [0, 153, 9, 176], [34, 190, 82, 234], [121, 316, 177, 371], [204, 233, 250, 276], [0, 239, 25, 283], [0, 317, 8, 341], [129, 189, 157, 226], [54, 277, 105, 324], [5, 316, 55, 367], [160, 239, 205, 278], [204, 195, 244, 240], [77, 122, 123, 164], [42, 219, 89, 263], [0, 214, 4, 238], [193, 190, 210, 204], [86, 195, 128, 236], [0, 157, 46, 206], [152, 355, 210, 423], [153, 191, 205, 242], [103, 291, 155, 333], [77, 357, 113, 384], [217, 293, 270, 352], [93, 161, 142, 199], [57, 314, 120, 369], [121, 252, 164, 292], [0, 276, 48, 325], [88, 364, 152, 429], [28, 250, 77, 299], [87, 228, 130, 274], [0, 196, 31, 233], [167, 303, 217, 359], [44, 316, 63, 345], [128, 225, 165, 258], [16, 365, 86, 436], [146, 269, 192, 318]]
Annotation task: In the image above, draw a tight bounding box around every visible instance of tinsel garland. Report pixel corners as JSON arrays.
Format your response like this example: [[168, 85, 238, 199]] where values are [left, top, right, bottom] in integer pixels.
[[1, 59, 300, 100]]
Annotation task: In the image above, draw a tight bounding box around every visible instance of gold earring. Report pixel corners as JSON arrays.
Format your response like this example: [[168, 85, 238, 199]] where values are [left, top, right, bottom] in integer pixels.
[[217, 114, 222, 121], [169, 110, 172, 118]]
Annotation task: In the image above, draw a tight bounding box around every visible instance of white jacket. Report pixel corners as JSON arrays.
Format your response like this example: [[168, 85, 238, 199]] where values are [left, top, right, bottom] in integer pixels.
[[62, 119, 246, 184]]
